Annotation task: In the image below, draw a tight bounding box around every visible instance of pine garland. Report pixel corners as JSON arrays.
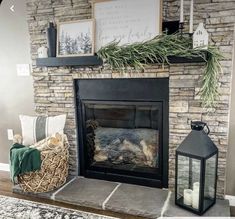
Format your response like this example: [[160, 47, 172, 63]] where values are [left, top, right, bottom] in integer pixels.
[[200, 46, 223, 108], [97, 34, 223, 108]]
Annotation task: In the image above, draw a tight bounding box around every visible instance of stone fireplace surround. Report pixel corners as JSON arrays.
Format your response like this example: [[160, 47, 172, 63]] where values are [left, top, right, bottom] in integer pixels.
[[26, 0, 234, 198]]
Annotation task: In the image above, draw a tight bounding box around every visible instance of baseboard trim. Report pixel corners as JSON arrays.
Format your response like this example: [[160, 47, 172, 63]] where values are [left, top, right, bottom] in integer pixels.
[[225, 195, 235, 206], [0, 163, 10, 172]]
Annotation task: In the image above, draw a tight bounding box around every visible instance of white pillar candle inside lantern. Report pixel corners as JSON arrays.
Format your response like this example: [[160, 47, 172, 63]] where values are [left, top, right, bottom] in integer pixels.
[[192, 186, 200, 209], [193, 182, 200, 190], [184, 189, 193, 206], [208, 186, 215, 198]]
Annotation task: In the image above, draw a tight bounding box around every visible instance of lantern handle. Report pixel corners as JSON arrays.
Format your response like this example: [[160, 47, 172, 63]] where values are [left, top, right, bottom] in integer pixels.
[[191, 121, 210, 135], [204, 124, 210, 135]]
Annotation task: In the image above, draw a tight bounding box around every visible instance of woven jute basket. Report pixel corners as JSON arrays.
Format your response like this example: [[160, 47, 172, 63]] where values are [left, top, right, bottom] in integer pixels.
[[17, 134, 69, 193]]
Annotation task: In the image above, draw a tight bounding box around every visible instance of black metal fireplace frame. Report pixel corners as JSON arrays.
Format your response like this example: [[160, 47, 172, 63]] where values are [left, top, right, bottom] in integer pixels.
[[74, 78, 169, 188]]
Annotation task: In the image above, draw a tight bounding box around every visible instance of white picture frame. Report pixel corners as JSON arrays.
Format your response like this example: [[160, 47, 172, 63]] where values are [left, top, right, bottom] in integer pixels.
[[93, 0, 162, 52], [57, 19, 95, 57]]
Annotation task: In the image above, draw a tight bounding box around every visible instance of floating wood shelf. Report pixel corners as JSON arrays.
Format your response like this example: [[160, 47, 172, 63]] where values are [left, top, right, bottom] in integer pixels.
[[36, 54, 207, 68], [36, 56, 103, 67], [167, 55, 207, 64]]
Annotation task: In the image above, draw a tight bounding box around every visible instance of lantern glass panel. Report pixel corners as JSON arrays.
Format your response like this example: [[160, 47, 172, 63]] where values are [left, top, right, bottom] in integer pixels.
[[203, 154, 217, 211], [177, 155, 201, 210]]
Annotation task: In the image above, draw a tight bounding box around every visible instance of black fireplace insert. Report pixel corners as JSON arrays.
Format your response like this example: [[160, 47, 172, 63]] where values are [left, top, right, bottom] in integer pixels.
[[74, 78, 169, 188]]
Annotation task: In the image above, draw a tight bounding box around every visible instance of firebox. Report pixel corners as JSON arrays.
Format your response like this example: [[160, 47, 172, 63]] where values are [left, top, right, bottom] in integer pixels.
[[74, 78, 169, 188]]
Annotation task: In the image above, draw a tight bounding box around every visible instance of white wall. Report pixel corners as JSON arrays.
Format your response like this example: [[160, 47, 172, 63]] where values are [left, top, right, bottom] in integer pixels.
[[0, 0, 34, 163]]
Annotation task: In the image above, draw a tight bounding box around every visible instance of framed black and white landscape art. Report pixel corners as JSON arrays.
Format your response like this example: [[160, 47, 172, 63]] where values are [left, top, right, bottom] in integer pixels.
[[57, 19, 95, 57]]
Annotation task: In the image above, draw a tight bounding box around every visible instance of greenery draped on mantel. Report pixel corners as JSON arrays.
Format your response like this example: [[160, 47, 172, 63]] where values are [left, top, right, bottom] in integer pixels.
[[97, 34, 223, 108]]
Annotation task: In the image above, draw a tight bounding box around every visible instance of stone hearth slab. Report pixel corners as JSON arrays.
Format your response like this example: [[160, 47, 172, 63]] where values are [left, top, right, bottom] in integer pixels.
[[13, 177, 230, 218], [105, 183, 168, 218], [164, 194, 231, 217], [54, 177, 119, 209]]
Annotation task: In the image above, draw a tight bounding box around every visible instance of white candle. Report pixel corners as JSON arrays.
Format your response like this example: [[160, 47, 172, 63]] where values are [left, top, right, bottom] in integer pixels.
[[193, 182, 200, 190], [192, 187, 199, 209], [184, 189, 193, 206], [189, 0, 194, 33], [180, 0, 184, 23], [208, 186, 215, 198]]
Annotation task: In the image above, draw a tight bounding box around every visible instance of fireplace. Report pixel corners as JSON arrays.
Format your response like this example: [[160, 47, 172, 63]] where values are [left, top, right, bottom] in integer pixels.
[[74, 78, 169, 188]]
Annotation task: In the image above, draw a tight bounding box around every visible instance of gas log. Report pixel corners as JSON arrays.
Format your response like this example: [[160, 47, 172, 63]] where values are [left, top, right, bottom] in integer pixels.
[[90, 126, 159, 168]]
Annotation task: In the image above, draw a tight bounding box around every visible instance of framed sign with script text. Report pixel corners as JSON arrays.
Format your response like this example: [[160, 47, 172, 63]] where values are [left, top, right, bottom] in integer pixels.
[[93, 0, 162, 51]]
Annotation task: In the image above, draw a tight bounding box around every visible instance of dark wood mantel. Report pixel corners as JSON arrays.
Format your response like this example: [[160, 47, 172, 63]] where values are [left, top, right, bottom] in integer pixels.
[[36, 54, 207, 68]]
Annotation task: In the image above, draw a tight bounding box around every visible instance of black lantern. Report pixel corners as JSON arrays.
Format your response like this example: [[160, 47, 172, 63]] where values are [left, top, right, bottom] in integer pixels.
[[175, 121, 218, 215]]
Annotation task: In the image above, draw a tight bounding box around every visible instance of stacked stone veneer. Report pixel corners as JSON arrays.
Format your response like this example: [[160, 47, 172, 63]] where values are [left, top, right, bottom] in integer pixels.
[[26, 0, 234, 197]]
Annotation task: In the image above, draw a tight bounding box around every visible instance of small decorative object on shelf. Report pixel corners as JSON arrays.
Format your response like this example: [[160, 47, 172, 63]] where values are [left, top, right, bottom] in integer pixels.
[[179, 22, 184, 36], [179, 0, 194, 36], [162, 21, 180, 35], [193, 23, 209, 49], [46, 22, 57, 57], [37, 46, 48, 58], [175, 121, 218, 215]]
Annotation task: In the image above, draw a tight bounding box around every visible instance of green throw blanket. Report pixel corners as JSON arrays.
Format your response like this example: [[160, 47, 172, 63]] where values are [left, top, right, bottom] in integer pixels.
[[10, 143, 41, 183]]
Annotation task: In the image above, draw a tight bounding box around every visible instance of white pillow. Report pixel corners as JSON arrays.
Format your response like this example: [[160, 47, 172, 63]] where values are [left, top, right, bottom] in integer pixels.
[[19, 114, 66, 146]]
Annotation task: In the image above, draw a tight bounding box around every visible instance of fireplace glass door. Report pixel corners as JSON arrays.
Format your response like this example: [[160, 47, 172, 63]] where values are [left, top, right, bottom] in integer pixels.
[[82, 101, 163, 178]]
